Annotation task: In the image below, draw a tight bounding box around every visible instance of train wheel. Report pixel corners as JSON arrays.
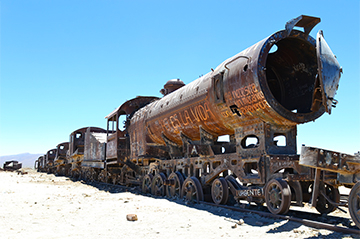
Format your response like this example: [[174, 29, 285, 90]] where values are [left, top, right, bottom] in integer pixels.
[[151, 173, 167, 196], [60, 167, 66, 176], [181, 177, 204, 203], [71, 169, 81, 180], [166, 172, 184, 198], [98, 170, 108, 183], [90, 168, 98, 182], [65, 165, 71, 177], [265, 178, 291, 215], [142, 174, 153, 194], [349, 181, 360, 229], [84, 169, 90, 181], [315, 182, 340, 215], [211, 177, 229, 205], [111, 174, 118, 185]]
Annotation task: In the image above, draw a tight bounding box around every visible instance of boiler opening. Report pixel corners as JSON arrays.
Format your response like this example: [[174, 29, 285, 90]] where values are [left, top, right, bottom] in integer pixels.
[[265, 38, 317, 114]]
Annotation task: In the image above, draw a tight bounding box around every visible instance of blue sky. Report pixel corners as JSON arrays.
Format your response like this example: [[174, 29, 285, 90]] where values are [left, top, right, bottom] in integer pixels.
[[0, 0, 359, 156]]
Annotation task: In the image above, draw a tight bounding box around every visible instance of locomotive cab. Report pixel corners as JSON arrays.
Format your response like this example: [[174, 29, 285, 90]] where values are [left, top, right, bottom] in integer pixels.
[[105, 96, 159, 174]]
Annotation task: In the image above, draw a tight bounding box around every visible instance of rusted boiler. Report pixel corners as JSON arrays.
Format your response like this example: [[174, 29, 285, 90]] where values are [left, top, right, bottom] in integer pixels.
[[130, 15, 341, 160]]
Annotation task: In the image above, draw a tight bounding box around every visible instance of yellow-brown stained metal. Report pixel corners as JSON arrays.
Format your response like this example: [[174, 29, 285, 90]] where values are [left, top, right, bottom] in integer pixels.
[[139, 23, 329, 147]]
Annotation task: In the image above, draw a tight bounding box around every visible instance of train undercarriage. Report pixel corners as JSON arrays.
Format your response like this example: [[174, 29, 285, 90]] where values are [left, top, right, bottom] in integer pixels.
[[46, 141, 360, 228]]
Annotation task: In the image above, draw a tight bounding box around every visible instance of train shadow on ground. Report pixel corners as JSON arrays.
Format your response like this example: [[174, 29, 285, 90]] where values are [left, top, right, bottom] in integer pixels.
[[76, 179, 357, 239]]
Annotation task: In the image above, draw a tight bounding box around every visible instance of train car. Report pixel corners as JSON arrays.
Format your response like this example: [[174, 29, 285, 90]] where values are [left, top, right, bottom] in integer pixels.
[[35, 155, 46, 172], [300, 147, 360, 227], [53, 142, 70, 176], [45, 148, 57, 173], [67, 127, 107, 179], [3, 160, 22, 171], [81, 127, 108, 181]]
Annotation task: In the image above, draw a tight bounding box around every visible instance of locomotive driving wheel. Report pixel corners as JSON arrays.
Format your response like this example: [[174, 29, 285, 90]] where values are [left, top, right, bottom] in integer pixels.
[[265, 178, 291, 215], [166, 171, 184, 198], [142, 174, 153, 194], [151, 173, 167, 196], [181, 177, 204, 203], [348, 181, 360, 229], [211, 177, 229, 205]]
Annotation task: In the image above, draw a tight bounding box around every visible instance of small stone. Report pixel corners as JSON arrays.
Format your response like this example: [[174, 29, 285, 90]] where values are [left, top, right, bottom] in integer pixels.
[[237, 219, 244, 225], [126, 214, 138, 221], [231, 224, 237, 229]]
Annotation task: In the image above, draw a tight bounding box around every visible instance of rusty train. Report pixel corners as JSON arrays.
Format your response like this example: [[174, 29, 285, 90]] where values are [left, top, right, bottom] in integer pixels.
[[35, 15, 360, 228]]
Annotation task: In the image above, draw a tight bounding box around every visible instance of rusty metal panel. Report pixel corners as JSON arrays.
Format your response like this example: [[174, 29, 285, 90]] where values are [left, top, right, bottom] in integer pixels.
[[69, 127, 106, 157], [106, 134, 117, 160], [81, 161, 104, 169], [300, 146, 360, 174], [84, 128, 107, 161], [129, 108, 147, 158], [315, 30, 342, 114]]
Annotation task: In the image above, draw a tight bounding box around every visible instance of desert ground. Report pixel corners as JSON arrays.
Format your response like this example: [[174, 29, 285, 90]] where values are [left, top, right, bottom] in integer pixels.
[[0, 169, 358, 239]]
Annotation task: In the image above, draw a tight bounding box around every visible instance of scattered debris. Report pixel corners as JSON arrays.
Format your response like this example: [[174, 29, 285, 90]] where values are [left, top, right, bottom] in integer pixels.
[[17, 170, 28, 175], [3, 161, 22, 171], [126, 214, 138, 221]]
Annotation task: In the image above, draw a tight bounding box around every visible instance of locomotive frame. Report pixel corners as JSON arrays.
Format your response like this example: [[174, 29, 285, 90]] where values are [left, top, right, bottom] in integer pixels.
[[35, 15, 360, 229]]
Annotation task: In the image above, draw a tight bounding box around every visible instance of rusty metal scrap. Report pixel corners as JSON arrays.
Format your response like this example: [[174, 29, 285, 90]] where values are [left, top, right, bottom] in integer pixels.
[[3, 160, 22, 171]]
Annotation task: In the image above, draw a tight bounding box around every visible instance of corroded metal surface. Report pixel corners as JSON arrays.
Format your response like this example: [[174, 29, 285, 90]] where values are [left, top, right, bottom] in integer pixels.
[[45, 148, 57, 172], [300, 146, 360, 175], [35, 15, 360, 230], [129, 16, 341, 160], [106, 97, 159, 162], [83, 128, 107, 168], [68, 127, 106, 161], [54, 142, 69, 165]]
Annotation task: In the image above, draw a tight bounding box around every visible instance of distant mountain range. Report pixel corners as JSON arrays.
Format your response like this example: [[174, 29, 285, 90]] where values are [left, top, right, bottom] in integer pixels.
[[0, 153, 42, 169]]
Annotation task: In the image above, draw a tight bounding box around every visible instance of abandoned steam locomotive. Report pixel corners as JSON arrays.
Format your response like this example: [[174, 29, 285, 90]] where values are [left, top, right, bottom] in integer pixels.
[[35, 15, 360, 228]]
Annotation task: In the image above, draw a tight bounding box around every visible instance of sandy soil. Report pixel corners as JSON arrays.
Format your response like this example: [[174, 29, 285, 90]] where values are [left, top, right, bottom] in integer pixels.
[[0, 169, 358, 239]]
